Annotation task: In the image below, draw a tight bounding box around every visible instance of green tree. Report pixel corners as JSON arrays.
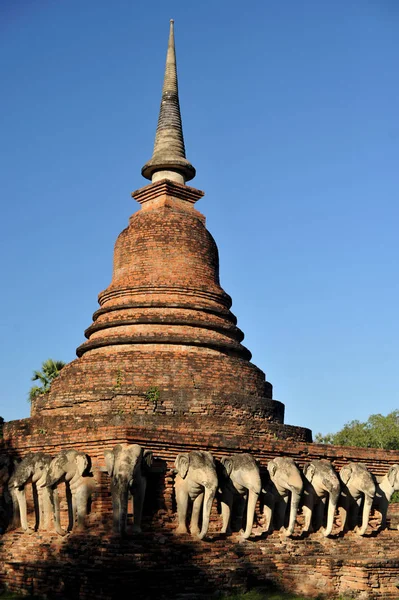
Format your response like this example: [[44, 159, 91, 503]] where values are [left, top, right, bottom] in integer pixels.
[[315, 410, 399, 450], [29, 359, 66, 402]]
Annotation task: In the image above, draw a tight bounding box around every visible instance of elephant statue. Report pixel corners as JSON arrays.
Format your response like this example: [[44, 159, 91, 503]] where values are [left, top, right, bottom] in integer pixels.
[[44, 449, 92, 535], [9, 452, 53, 533], [302, 459, 340, 537], [0, 455, 18, 533], [104, 443, 153, 535], [218, 453, 261, 539], [174, 450, 218, 540], [263, 456, 303, 537], [373, 464, 399, 530], [339, 462, 376, 536]]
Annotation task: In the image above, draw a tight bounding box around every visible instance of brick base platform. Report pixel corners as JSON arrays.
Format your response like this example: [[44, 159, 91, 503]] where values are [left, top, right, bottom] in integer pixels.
[[2, 527, 399, 599], [1, 420, 399, 599]]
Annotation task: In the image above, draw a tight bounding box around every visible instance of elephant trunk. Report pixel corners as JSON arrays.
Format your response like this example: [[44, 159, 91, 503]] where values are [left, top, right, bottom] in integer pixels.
[[285, 489, 301, 537], [243, 489, 259, 539], [323, 491, 339, 537], [198, 486, 216, 540], [112, 479, 129, 535]]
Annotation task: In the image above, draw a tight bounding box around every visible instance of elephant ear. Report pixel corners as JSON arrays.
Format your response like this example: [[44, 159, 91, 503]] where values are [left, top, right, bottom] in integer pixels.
[[340, 464, 353, 485], [387, 465, 399, 487], [104, 450, 115, 477], [175, 453, 190, 479], [221, 457, 234, 477], [142, 450, 153, 470], [76, 454, 88, 477], [303, 463, 316, 483], [267, 460, 277, 478]]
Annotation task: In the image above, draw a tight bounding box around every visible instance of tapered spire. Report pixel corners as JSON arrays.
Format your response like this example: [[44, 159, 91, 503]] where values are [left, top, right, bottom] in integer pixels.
[[142, 20, 195, 184]]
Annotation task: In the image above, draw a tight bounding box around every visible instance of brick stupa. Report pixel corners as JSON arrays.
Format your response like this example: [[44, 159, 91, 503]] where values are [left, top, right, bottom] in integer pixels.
[[31, 21, 310, 443], [4, 21, 399, 600]]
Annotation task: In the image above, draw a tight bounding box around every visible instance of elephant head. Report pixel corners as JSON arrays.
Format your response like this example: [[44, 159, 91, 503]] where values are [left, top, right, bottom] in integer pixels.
[[46, 449, 88, 488], [373, 464, 399, 530], [104, 443, 153, 535], [219, 453, 261, 539], [13, 453, 52, 488], [302, 459, 340, 536], [339, 462, 375, 536], [10, 452, 52, 533], [45, 449, 90, 535], [384, 464, 399, 495], [266, 456, 303, 536], [174, 450, 218, 540]]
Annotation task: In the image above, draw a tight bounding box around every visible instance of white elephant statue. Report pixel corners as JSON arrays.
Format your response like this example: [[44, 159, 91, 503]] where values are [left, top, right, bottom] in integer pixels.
[[44, 449, 93, 535], [104, 443, 153, 535], [302, 459, 340, 537], [9, 452, 52, 533], [218, 453, 261, 539], [339, 462, 375, 536], [174, 450, 218, 540], [373, 464, 399, 530], [263, 456, 303, 537]]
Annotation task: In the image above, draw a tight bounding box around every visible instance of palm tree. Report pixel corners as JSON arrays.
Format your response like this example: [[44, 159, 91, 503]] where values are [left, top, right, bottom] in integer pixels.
[[29, 359, 66, 402]]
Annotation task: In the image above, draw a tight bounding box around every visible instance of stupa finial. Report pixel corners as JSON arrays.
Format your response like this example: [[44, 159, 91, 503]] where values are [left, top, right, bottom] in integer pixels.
[[141, 20, 195, 184]]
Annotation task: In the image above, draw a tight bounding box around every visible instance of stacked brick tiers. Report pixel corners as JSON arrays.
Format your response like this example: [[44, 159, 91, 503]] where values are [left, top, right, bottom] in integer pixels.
[[31, 178, 310, 441]]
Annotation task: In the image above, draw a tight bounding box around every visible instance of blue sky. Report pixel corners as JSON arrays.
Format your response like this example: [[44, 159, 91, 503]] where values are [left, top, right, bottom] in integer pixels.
[[1, 0, 398, 436]]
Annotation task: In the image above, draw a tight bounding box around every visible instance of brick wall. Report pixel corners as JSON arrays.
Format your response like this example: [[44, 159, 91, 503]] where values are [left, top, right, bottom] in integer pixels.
[[1, 418, 399, 598]]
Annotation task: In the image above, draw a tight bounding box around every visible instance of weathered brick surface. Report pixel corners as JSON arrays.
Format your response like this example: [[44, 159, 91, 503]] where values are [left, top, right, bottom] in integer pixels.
[[29, 180, 305, 437], [2, 528, 399, 600], [1, 422, 399, 598]]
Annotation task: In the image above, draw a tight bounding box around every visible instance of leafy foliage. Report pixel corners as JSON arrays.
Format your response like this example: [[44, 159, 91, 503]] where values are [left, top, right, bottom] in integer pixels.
[[28, 359, 66, 402], [315, 410, 399, 450]]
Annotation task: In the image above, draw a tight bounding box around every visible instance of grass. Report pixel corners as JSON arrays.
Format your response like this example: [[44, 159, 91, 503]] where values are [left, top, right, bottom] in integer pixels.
[[219, 589, 353, 600], [0, 589, 354, 600]]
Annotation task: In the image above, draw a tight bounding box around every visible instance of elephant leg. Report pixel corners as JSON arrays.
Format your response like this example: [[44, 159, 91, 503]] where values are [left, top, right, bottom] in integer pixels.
[[263, 493, 275, 533], [314, 498, 325, 532], [276, 496, 288, 531], [32, 483, 40, 531], [175, 478, 189, 534], [302, 492, 314, 533], [14, 487, 33, 533], [339, 494, 350, 532], [243, 490, 259, 539], [51, 487, 67, 536], [351, 497, 361, 530], [220, 488, 233, 534], [378, 497, 388, 530], [190, 492, 203, 536], [357, 494, 373, 536], [67, 483, 75, 532], [8, 487, 20, 530], [235, 493, 246, 533], [132, 479, 146, 534]]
